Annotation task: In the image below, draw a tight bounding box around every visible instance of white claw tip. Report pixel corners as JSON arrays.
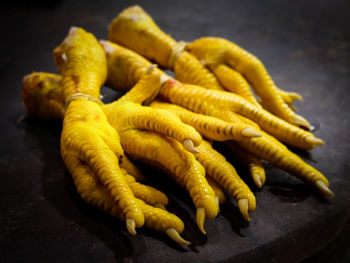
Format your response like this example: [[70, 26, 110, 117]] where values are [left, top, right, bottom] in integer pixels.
[[293, 114, 311, 130], [238, 199, 251, 222], [196, 207, 206, 234], [252, 173, 263, 188], [166, 228, 191, 246], [241, 128, 262, 138], [305, 136, 325, 146], [183, 139, 200, 154], [126, 218, 137, 236], [315, 180, 335, 198]]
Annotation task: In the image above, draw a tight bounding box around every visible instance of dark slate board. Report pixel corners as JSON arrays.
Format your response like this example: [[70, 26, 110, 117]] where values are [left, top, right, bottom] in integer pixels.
[[1, 0, 350, 262]]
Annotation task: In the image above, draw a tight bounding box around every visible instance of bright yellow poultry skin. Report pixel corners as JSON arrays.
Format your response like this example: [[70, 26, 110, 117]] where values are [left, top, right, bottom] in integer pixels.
[[53, 27, 145, 234], [101, 40, 333, 198], [22, 72, 191, 245], [108, 5, 310, 129], [22, 70, 220, 235]]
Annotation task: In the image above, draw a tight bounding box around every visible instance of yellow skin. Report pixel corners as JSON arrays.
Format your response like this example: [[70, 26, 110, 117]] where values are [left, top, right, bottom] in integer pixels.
[[102, 40, 261, 141], [225, 142, 266, 188], [22, 71, 219, 234], [209, 64, 262, 108], [22, 72, 259, 224], [101, 40, 321, 149], [160, 80, 323, 150], [22, 73, 194, 245], [53, 27, 146, 231], [99, 42, 333, 198], [108, 5, 308, 129], [194, 140, 256, 221], [71, 153, 189, 245], [186, 37, 309, 129]]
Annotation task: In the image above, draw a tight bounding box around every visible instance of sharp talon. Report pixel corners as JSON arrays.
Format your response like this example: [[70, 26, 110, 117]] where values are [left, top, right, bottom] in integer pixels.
[[196, 207, 206, 234], [183, 139, 200, 154], [154, 203, 167, 210], [126, 218, 137, 236], [293, 114, 311, 130], [165, 228, 191, 246], [252, 173, 263, 188], [315, 180, 335, 198], [290, 92, 303, 101], [145, 64, 157, 75], [305, 136, 325, 146], [238, 199, 251, 221], [215, 196, 220, 212], [241, 128, 262, 138]]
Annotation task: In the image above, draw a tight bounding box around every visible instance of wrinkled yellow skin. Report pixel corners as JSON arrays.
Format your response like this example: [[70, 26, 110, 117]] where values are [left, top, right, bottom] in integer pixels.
[[210, 64, 261, 108], [150, 100, 258, 142], [194, 140, 256, 211], [160, 80, 321, 150], [102, 40, 321, 150], [108, 6, 308, 128], [237, 131, 330, 187], [108, 5, 222, 90], [103, 41, 255, 143], [54, 27, 145, 228], [61, 99, 145, 227], [53, 27, 107, 101], [99, 44, 331, 194], [119, 129, 218, 219], [22, 71, 218, 225], [71, 156, 184, 234], [186, 37, 308, 128]]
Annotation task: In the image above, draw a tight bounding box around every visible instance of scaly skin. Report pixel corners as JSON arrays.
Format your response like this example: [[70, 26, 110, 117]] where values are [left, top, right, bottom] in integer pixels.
[[119, 129, 219, 234], [61, 99, 144, 230], [150, 100, 261, 141], [53, 27, 107, 101], [54, 27, 144, 230], [103, 70, 202, 152], [226, 142, 266, 188], [102, 40, 260, 142], [186, 37, 309, 129], [71, 156, 189, 245], [160, 80, 323, 150], [194, 140, 256, 221], [24, 37, 333, 198], [101, 40, 321, 150], [108, 6, 307, 127], [108, 5, 223, 90], [237, 131, 332, 195], [209, 64, 261, 108], [22, 71, 218, 232]]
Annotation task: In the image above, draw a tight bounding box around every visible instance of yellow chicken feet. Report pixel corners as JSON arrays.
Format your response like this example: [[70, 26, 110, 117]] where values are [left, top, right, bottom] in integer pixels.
[[185, 37, 310, 129], [71, 155, 189, 245], [53, 27, 144, 232], [150, 100, 262, 141], [108, 6, 310, 129], [194, 140, 256, 221], [119, 129, 219, 234]]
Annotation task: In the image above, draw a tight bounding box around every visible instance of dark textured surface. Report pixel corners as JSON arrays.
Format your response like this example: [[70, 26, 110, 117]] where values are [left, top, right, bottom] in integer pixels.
[[1, 0, 350, 262]]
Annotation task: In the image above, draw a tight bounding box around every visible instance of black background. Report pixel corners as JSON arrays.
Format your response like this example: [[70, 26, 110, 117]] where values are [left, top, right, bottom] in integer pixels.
[[1, 0, 350, 262]]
